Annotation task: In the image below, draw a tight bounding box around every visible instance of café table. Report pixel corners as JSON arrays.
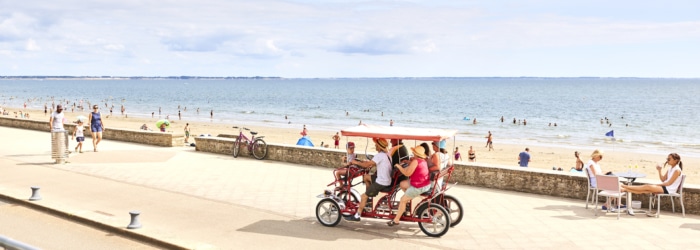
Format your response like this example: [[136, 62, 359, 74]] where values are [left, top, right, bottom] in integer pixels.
[[613, 171, 647, 215]]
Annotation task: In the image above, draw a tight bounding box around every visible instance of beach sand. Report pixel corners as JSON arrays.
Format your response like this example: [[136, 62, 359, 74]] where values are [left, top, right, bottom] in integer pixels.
[[11, 107, 700, 184]]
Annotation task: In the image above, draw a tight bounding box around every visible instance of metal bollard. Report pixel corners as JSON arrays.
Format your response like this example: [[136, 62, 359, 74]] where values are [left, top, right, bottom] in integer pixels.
[[127, 211, 142, 229], [28, 186, 42, 201]]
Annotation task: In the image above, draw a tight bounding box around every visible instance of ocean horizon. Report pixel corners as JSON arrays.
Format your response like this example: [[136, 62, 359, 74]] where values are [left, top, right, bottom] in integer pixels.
[[2, 78, 699, 157]]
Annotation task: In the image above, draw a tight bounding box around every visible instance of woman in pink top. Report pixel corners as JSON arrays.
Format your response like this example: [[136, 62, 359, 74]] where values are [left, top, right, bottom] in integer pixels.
[[388, 146, 431, 226]]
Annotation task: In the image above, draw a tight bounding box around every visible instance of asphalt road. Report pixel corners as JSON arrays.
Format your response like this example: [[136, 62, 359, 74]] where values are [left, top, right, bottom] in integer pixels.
[[0, 199, 159, 250]]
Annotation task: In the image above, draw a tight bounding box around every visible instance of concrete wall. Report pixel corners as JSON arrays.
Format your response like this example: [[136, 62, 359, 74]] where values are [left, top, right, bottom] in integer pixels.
[[0, 116, 184, 147], [196, 136, 700, 216]]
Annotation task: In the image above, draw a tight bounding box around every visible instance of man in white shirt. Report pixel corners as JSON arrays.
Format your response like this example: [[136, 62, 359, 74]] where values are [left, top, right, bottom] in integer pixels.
[[345, 138, 392, 222]]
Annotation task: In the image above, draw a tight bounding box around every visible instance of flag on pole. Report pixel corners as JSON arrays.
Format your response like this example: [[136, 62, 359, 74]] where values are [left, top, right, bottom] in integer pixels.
[[605, 130, 614, 137]]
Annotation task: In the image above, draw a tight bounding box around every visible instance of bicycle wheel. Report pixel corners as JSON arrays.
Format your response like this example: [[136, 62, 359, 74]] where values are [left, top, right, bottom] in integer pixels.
[[252, 139, 268, 160], [233, 139, 240, 158]]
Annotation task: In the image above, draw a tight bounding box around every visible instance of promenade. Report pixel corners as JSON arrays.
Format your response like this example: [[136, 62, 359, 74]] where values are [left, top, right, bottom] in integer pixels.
[[1, 126, 699, 249]]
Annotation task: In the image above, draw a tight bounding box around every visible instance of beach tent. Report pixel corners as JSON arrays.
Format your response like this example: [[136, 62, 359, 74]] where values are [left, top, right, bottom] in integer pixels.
[[296, 136, 314, 147]]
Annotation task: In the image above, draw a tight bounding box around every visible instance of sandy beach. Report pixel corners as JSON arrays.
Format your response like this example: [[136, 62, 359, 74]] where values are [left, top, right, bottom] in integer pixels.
[[9, 106, 699, 184]]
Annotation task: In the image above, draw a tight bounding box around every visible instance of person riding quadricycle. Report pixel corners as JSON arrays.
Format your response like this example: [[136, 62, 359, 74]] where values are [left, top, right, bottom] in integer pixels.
[[315, 124, 463, 237]]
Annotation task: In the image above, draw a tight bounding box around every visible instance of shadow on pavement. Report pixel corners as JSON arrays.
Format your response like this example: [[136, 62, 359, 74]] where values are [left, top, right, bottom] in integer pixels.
[[533, 204, 597, 219], [237, 219, 393, 241], [680, 223, 700, 231]]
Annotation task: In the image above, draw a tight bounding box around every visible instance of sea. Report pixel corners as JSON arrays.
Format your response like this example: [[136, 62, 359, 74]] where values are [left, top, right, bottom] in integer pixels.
[[2, 78, 699, 157]]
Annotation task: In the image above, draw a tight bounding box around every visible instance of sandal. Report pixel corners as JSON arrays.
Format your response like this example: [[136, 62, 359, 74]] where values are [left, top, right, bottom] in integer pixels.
[[387, 220, 399, 227]]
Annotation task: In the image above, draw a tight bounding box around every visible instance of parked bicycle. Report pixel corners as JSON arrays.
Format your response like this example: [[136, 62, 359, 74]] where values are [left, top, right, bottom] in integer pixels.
[[232, 126, 268, 160]]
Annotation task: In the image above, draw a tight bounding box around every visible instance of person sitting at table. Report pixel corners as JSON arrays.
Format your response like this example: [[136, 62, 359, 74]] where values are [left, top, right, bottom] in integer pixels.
[[621, 153, 683, 195], [585, 149, 623, 211]]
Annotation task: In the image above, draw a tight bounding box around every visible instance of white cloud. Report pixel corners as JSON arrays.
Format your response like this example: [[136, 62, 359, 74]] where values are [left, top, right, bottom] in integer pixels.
[[0, 0, 699, 77], [25, 39, 40, 51]]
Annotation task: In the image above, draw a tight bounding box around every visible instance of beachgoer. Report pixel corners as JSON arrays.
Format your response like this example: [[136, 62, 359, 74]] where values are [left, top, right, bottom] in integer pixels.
[[388, 146, 431, 226], [513, 118, 516, 124], [87, 105, 105, 152], [584, 149, 622, 211], [390, 119, 394, 127], [332, 132, 340, 149], [523, 119, 527, 126], [358, 119, 362, 125], [184, 123, 191, 143], [210, 110, 213, 119], [454, 147, 462, 161], [572, 151, 584, 171], [300, 125, 308, 136], [44, 105, 47, 116], [160, 123, 166, 132], [472, 118, 477, 124], [345, 138, 392, 222], [140, 124, 149, 130], [468, 146, 476, 162], [72, 120, 85, 153], [622, 153, 683, 196], [178, 110, 181, 120], [518, 148, 530, 167], [334, 142, 357, 189], [159, 107, 162, 116], [485, 131, 493, 151], [151, 112, 154, 118], [501, 116, 504, 123]]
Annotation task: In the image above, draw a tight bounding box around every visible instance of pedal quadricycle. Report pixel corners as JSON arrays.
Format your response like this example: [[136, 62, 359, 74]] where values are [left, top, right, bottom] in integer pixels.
[[315, 124, 462, 237]]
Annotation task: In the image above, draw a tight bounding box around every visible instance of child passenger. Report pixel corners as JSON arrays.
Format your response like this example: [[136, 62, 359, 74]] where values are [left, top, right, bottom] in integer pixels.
[[72, 120, 85, 153], [335, 142, 357, 190]]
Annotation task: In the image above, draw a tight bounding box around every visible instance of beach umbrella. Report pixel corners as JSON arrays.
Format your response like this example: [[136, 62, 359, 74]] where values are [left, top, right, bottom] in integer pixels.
[[156, 119, 170, 129], [75, 115, 87, 122]]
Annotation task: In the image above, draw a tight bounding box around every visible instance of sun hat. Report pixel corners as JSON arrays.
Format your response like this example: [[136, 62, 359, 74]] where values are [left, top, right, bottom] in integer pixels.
[[346, 142, 355, 149], [411, 146, 427, 159], [372, 138, 389, 151]]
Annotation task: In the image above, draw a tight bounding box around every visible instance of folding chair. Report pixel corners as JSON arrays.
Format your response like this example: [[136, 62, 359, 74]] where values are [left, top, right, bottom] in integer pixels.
[[649, 174, 686, 218], [594, 175, 627, 219], [584, 168, 596, 209]]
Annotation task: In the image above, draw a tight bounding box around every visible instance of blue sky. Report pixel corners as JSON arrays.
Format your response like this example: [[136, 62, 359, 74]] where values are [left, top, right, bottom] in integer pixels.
[[1, 0, 699, 77]]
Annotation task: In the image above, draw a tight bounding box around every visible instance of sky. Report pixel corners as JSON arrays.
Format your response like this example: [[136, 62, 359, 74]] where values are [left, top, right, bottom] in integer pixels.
[[1, 0, 699, 78]]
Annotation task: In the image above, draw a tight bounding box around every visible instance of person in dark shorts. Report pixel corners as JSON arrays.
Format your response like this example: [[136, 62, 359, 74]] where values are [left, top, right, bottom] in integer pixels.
[[345, 138, 392, 222]]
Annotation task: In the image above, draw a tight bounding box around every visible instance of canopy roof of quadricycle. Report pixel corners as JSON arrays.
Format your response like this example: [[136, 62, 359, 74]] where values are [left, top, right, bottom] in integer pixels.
[[341, 124, 457, 142]]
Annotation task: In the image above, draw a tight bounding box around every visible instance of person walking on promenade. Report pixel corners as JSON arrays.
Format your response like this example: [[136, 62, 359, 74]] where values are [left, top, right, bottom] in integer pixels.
[[49, 104, 69, 156], [485, 131, 493, 151], [332, 132, 340, 149], [72, 120, 85, 153], [518, 148, 531, 167], [87, 105, 105, 152]]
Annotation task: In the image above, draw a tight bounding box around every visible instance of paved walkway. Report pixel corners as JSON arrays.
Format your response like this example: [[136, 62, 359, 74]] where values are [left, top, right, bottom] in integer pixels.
[[1, 126, 699, 249]]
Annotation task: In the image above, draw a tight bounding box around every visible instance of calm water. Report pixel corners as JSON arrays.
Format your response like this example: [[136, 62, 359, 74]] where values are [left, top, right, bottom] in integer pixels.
[[2, 78, 699, 156]]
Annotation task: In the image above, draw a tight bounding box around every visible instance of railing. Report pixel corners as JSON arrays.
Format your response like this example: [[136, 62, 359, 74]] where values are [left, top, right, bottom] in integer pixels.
[[0, 234, 40, 250]]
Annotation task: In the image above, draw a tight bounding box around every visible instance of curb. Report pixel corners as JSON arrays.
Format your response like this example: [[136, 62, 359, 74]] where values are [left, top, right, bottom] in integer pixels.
[[0, 193, 189, 250]]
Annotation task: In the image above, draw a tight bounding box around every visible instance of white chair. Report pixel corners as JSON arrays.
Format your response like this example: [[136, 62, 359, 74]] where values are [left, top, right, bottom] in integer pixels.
[[594, 175, 627, 219], [584, 168, 597, 209], [649, 174, 686, 218]]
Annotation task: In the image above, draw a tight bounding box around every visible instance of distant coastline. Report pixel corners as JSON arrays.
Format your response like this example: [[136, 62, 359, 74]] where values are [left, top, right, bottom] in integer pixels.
[[1, 76, 697, 80], [0, 76, 282, 80]]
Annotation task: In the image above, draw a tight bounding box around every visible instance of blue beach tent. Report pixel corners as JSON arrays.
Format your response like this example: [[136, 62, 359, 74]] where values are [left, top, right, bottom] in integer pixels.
[[296, 136, 314, 147]]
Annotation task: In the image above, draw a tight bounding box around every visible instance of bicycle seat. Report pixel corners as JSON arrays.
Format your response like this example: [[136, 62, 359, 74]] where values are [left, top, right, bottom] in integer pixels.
[[250, 131, 258, 135]]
